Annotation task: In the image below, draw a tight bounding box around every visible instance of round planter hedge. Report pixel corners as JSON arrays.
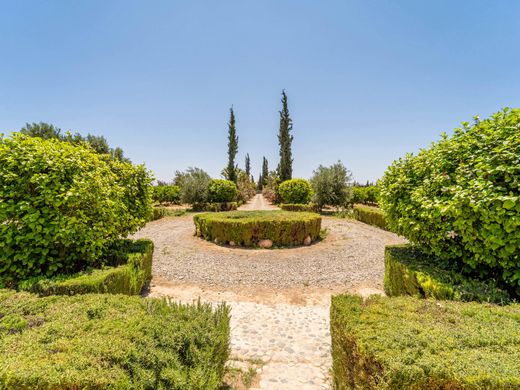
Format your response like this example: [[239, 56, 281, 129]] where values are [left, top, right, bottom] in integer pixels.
[[193, 210, 322, 247]]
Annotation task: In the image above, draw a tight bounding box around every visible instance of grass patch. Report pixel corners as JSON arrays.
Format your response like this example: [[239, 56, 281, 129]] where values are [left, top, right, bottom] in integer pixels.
[[18, 239, 154, 296], [353, 204, 387, 230], [384, 244, 512, 304], [193, 210, 322, 247], [331, 294, 520, 389], [0, 290, 230, 389]]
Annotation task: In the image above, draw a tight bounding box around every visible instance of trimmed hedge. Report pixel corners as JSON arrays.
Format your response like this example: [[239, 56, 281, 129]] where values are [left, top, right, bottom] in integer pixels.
[[384, 244, 511, 304], [192, 202, 238, 212], [18, 239, 154, 296], [278, 178, 313, 204], [280, 203, 317, 212], [194, 210, 321, 247], [0, 290, 230, 389], [353, 205, 387, 230], [331, 294, 520, 389], [208, 179, 238, 203]]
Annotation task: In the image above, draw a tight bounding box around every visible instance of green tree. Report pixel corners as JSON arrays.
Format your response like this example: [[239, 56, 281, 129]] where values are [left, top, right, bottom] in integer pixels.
[[310, 161, 352, 211], [174, 167, 211, 204], [261, 157, 269, 187], [245, 153, 251, 177], [277, 90, 293, 181], [226, 107, 239, 183], [20, 122, 61, 139]]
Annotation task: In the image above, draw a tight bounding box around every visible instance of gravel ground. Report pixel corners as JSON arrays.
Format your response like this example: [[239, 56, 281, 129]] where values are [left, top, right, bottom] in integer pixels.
[[133, 214, 406, 290]]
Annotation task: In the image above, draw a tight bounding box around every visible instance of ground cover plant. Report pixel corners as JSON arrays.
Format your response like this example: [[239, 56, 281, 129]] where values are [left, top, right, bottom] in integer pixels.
[[0, 290, 230, 389], [353, 204, 387, 230], [385, 244, 511, 304], [18, 239, 154, 296], [378, 108, 520, 294], [278, 178, 313, 204], [0, 134, 153, 287], [331, 294, 520, 389], [193, 210, 321, 247]]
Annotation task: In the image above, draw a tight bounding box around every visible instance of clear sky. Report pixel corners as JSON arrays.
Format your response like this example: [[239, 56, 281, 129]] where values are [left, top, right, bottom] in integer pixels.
[[1, 1, 519, 183]]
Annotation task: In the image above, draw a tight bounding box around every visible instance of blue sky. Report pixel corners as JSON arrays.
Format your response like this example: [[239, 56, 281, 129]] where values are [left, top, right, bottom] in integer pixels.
[[1, 1, 519, 182]]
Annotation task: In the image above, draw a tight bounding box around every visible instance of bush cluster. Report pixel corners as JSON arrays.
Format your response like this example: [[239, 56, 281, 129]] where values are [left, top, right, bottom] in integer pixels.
[[351, 185, 379, 205], [152, 184, 181, 204], [378, 109, 520, 293], [280, 203, 317, 212], [194, 210, 321, 247], [0, 290, 230, 389], [331, 294, 520, 389], [208, 179, 238, 202], [384, 245, 511, 304], [19, 239, 154, 296], [278, 178, 313, 204], [352, 205, 387, 230], [0, 134, 153, 286]]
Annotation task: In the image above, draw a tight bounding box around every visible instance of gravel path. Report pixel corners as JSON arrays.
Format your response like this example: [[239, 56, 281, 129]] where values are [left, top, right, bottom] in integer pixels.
[[135, 196, 406, 389], [239, 193, 279, 211]]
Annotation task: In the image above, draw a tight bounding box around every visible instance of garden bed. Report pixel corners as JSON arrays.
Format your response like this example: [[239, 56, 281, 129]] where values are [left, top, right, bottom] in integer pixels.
[[331, 294, 520, 389], [384, 244, 511, 304], [0, 290, 230, 389], [18, 239, 154, 296], [193, 210, 322, 247]]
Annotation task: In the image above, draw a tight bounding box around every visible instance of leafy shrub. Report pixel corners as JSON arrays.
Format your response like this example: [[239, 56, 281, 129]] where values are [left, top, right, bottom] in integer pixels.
[[18, 239, 154, 296], [0, 134, 152, 286], [153, 184, 181, 204], [379, 109, 520, 293], [194, 210, 321, 247], [262, 187, 278, 203], [331, 294, 520, 389], [0, 291, 230, 389], [352, 185, 379, 205], [310, 161, 353, 211], [280, 203, 317, 212], [353, 205, 387, 230], [236, 170, 256, 203], [278, 178, 313, 204], [174, 167, 211, 205], [208, 179, 238, 203], [384, 244, 511, 304]]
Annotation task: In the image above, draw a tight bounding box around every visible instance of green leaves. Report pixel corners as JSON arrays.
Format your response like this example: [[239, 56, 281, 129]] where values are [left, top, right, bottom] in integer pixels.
[[278, 178, 313, 204]]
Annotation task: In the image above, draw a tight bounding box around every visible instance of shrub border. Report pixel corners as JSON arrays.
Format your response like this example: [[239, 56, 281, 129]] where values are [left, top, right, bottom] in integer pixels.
[[353, 204, 387, 230]]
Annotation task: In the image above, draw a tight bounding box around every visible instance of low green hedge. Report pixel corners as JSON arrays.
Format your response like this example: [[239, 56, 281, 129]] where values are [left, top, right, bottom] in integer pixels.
[[194, 210, 322, 247], [0, 290, 230, 389], [331, 294, 520, 389], [192, 202, 238, 212], [19, 239, 154, 296], [384, 244, 511, 304], [280, 203, 317, 212], [353, 204, 387, 230]]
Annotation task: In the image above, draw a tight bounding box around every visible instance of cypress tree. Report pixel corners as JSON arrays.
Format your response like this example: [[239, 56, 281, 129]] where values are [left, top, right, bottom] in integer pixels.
[[226, 107, 239, 183], [245, 153, 251, 177], [277, 90, 293, 182], [262, 156, 269, 187]]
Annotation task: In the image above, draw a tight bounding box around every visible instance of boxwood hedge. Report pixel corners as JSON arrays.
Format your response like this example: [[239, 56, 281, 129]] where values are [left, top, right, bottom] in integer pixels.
[[353, 205, 387, 230], [378, 108, 520, 294], [0, 290, 230, 389], [331, 294, 520, 389], [384, 244, 511, 304], [193, 210, 321, 247], [278, 178, 313, 204], [280, 203, 317, 212], [18, 239, 154, 296]]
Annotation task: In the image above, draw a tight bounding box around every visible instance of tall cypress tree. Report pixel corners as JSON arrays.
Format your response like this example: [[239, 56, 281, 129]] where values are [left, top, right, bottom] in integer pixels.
[[277, 90, 293, 182], [245, 153, 251, 177], [226, 107, 239, 183], [262, 156, 269, 187]]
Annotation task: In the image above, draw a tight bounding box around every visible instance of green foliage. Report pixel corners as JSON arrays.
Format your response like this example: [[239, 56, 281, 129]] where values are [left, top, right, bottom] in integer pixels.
[[261, 156, 269, 187], [153, 184, 181, 204], [331, 294, 520, 389], [193, 210, 321, 247], [280, 203, 317, 212], [277, 90, 293, 182], [378, 108, 520, 293], [0, 134, 152, 286], [352, 185, 379, 205], [226, 107, 239, 183], [353, 205, 387, 230], [0, 291, 230, 389], [310, 161, 353, 211], [19, 239, 154, 296], [236, 170, 256, 203], [278, 178, 313, 204], [192, 202, 238, 212], [174, 167, 211, 205], [245, 153, 251, 176], [384, 244, 512, 304], [208, 179, 238, 203]]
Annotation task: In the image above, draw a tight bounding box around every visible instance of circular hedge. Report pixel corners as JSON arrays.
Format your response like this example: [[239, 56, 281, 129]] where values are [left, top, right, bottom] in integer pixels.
[[193, 210, 322, 247]]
